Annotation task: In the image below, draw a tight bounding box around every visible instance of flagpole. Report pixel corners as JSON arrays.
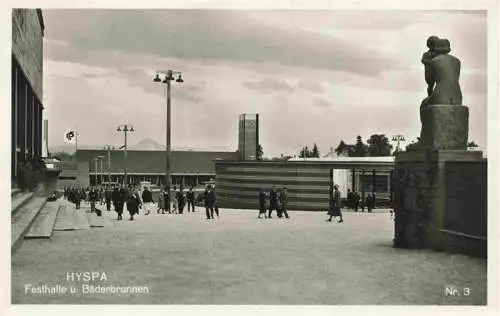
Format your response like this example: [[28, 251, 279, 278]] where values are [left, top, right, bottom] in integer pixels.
[[75, 125, 78, 155]]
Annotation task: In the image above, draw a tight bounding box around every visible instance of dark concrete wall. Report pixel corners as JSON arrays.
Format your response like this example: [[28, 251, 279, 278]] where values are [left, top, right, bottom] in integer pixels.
[[443, 160, 487, 237], [12, 9, 44, 101]]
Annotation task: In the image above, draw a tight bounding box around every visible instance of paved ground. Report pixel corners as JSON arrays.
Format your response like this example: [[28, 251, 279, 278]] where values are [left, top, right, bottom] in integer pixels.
[[11, 202, 487, 305]]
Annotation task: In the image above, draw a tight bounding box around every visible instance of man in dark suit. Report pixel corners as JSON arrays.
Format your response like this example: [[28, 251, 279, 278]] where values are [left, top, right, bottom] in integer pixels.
[[141, 186, 154, 215], [268, 186, 278, 219], [105, 186, 113, 211], [204, 185, 216, 219], [186, 186, 195, 212], [117, 185, 127, 220], [279, 187, 290, 219], [177, 185, 186, 214]]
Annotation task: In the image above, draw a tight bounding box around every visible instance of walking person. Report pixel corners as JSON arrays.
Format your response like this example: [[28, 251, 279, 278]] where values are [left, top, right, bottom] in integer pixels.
[[126, 191, 140, 221], [204, 185, 216, 220], [116, 185, 127, 220], [267, 186, 278, 219], [186, 186, 195, 212], [73, 187, 82, 209], [89, 187, 98, 213], [142, 186, 154, 215], [258, 189, 267, 219], [279, 187, 290, 219], [105, 186, 113, 211], [157, 188, 166, 214], [326, 184, 344, 223], [177, 185, 186, 214], [366, 193, 376, 213], [353, 190, 360, 212]]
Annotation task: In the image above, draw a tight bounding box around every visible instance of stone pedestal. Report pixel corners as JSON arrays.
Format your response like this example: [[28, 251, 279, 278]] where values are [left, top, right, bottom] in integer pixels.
[[393, 150, 484, 253], [420, 105, 469, 150]]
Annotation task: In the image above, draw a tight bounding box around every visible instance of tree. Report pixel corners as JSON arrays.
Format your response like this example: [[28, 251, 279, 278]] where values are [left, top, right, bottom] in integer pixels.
[[367, 134, 393, 157], [311, 143, 320, 157], [350, 135, 368, 157], [335, 141, 352, 157], [299, 146, 311, 158], [256, 144, 264, 160]]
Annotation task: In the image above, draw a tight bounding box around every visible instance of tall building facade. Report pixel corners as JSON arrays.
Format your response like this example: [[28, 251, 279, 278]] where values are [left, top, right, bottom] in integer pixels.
[[238, 113, 259, 160], [11, 9, 45, 181]]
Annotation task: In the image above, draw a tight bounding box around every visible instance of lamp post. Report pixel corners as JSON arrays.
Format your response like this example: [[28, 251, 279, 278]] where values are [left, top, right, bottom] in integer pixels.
[[97, 155, 105, 186], [153, 69, 184, 213], [116, 124, 134, 186], [392, 135, 405, 153], [93, 157, 99, 186], [103, 146, 112, 183]]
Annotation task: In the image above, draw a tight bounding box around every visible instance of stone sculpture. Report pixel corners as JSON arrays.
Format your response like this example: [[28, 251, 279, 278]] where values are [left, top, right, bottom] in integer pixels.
[[409, 36, 468, 151]]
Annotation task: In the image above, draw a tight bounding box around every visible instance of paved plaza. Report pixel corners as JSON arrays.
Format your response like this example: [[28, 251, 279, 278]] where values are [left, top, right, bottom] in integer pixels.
[[11, 203, 487, 305]]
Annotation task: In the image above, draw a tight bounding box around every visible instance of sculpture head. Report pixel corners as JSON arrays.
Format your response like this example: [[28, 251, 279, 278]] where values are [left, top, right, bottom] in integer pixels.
[[426, 36, 440, 49], [434, 38, 451, 55]]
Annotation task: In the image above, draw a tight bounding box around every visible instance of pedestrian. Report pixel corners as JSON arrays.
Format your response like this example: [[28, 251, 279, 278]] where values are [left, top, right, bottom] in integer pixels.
[[186, 186, 195, 212], [204, 185, 216, 219], [268, 186, 278, 219], [116, 185, 127, 220], [346, 189, 353, 210], [258, 189, 267, 219], [73, 188, 82, 210], [142, 186, 154, 215], [279, 187, 290, 219], [353, 190, 360, 212], [177, 185, 186, 214], [157, 189, 166, 214], [326, 184, 344, 223], [366, 193, 376, 213], [89, 186, 98, 213], [105, 186, 112, 211], [126, 191, 140, 221]]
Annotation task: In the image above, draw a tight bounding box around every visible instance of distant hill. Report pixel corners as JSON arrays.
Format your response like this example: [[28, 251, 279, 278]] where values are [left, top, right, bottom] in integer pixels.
[[129, 138, 166, 151]]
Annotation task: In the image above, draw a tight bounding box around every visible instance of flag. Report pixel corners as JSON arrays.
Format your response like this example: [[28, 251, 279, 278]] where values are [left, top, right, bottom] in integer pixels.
[[64, 130, 76, 144]]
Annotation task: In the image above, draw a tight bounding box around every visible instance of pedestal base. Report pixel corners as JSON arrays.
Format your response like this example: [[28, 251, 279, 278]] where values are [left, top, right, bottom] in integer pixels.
[[393, 150, 486, 257], [417, 104, 469, 150]]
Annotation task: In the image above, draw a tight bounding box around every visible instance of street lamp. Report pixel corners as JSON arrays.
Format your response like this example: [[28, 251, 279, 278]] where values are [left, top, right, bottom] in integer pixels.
[[97, 155, 105, 185], [392, 135, 406, 153], [153, 69, 183, 213], [93, 157, 100, 186], [116, 124, 134, 186]]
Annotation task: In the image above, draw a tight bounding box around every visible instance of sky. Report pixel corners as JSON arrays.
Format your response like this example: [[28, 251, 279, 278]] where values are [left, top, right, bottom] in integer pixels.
[[42, 9, 488, 157]]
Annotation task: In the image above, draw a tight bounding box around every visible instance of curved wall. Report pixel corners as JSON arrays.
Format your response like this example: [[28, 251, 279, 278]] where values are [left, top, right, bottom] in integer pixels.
[[215, 160, 394, 211]]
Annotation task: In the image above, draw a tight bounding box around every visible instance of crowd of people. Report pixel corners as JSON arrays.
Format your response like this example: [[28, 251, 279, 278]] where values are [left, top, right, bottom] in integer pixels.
[[62, 182, 381, 223], [16, 154, 47, 193], [346, 189, 377, 212], [258, 186, 290, 219], [63, 183, 220, 221]]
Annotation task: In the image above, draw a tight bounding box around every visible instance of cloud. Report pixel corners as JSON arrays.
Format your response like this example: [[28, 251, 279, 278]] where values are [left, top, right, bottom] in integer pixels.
[[242, 78, 295, 94], [312, 97, 331, 108], [298, 81, 325, 93], [41, 10, 488, 157], [43, 9, 399, 76]]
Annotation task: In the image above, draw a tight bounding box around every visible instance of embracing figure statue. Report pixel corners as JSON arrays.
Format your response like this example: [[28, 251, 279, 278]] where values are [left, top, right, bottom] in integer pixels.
[[420, 36, 462, 108], [407, 36, 468, 151]]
